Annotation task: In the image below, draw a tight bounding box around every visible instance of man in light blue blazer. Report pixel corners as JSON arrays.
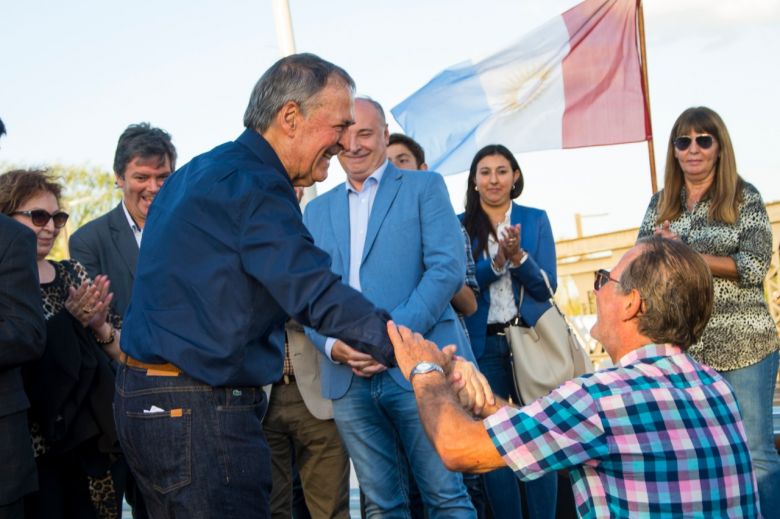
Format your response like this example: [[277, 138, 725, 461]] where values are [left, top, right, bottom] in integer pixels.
[[303, 98, 476, 518]]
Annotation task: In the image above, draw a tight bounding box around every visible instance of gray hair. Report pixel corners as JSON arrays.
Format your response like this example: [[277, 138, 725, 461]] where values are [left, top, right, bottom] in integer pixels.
[[243, 53, 355, 133], [355, 96, 386, 125], [618, 237, 714, 349]]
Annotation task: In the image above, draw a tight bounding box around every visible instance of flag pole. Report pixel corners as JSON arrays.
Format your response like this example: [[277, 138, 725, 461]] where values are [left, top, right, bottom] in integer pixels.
[[637, 0, 657, 193]]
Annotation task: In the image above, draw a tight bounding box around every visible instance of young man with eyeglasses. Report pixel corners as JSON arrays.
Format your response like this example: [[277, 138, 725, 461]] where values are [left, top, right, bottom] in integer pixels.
[[389, 237, 760, 518]]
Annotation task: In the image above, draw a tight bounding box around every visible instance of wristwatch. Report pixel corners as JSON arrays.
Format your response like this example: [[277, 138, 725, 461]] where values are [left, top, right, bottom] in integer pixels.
[[409, 361, 444, 383]]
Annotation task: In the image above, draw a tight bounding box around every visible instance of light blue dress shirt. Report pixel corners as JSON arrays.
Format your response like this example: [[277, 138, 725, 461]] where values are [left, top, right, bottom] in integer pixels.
[[325, 161, 388, 359]]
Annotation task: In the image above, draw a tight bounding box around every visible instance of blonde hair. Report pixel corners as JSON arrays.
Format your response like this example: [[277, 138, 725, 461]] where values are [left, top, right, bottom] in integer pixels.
[[656, 107, 742, 224]]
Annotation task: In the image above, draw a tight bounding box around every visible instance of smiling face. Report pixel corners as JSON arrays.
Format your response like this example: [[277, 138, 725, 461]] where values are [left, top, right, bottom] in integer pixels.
[[590, 245, 642, 356], [116, 155, 171, 228], [474, 153, 520, 209], [12, 190, 61, 260], [338, 99, 389, 189], [674, 129, 720, 184], [287, 78, 355, 186]]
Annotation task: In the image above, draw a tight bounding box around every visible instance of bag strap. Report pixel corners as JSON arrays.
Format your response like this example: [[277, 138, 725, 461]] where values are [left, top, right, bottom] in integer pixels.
[[539, 269, 571, 327]]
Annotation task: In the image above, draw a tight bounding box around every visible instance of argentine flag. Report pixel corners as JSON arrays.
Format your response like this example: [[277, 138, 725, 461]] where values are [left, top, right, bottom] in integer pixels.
[[391, 0, 649, 175]]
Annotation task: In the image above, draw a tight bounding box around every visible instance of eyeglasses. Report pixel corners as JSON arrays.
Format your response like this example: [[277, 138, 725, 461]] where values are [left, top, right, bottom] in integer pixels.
[[594, 269, 620, 291], [673, 134, 714, 151], [12, 209, 70, 228]]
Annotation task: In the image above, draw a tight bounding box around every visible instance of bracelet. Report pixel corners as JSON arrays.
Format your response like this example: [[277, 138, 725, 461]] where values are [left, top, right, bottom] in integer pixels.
[[94, 326, 116, 345]]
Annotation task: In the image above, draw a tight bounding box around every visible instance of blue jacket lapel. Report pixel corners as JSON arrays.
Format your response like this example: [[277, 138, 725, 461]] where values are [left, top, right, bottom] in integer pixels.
[[362, 165, 401, 264], [329, 186, 351, 277]]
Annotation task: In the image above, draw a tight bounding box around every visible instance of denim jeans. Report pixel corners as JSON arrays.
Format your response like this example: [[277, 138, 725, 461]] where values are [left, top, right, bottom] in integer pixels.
[[114, 363, 270, 519], [719, 351, 780, 514], [478, 334, 557, 519], [332, 372, 475, 519]]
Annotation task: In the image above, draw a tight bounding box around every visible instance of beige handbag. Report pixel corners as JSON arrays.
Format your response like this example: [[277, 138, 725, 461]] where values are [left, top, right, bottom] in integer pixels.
[[507, 270, 593, 404]]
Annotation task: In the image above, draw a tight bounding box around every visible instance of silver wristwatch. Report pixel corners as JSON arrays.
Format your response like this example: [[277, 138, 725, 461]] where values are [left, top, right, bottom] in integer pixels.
[[409, 361, 444, 383]]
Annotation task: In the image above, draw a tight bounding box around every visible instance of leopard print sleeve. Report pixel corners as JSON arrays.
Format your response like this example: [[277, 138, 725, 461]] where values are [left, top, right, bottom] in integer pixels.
[[733, 183, 773, 287], [637, 191, 661, 241]]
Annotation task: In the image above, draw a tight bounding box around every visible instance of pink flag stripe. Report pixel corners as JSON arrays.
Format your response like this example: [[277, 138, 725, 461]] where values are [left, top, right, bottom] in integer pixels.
[[561, 0, 649, 148]]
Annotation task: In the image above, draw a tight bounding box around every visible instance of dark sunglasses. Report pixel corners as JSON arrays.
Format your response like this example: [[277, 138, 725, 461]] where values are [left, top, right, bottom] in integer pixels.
[[673, 134, 714, 151], [594, 269, 620, 291], [12, 209, 70, 228]]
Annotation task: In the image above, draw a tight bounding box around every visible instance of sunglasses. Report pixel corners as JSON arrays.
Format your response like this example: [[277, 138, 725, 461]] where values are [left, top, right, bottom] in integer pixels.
[[673, 134, 714, 151], [12, 209, 70, 228], [594, 269, 620, 291]]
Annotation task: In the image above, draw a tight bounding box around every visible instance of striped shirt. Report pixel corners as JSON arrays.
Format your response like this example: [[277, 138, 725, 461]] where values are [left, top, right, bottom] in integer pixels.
[[485, 343, 760, 518]]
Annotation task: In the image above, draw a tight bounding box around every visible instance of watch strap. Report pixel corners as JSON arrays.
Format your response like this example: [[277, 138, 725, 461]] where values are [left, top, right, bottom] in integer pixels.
[[409, 361, 444, 383]]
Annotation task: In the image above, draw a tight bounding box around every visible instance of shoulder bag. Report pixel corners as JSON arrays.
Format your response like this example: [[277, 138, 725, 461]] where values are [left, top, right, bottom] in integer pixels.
[[507, 270, 593, 404]]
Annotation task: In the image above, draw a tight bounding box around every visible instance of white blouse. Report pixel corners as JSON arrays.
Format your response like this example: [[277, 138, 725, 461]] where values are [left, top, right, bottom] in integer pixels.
[[487, 206, 518, 324]]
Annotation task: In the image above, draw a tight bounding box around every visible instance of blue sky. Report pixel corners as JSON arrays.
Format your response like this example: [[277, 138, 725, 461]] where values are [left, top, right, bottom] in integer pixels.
[[2, 0, 779, 238]]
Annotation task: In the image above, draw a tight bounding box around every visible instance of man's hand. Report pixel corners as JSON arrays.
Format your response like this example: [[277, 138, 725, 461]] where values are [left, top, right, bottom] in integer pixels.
[[331, 340, 387, 378], [447, 354, 496, 417], [387, 321, 453, 381]]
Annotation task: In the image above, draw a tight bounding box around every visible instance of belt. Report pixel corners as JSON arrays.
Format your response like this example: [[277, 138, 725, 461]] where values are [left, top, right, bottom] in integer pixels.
[[273, 374, 296, 386], [486, 316, 523, 336], [119, 352, 182, 377]]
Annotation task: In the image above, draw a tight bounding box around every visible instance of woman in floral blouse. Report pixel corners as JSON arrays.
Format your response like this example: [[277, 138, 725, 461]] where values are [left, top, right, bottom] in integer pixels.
[[638, 107, 779, 512]]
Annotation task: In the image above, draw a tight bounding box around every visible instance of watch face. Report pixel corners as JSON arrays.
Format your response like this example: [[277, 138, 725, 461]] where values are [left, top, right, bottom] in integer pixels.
[[410, 361, 444, 381]]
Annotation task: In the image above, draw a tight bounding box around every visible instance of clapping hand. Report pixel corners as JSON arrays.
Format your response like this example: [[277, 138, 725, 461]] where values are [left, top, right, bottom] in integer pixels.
[[65, 275, 114, 329], [499, 224, 525, 265]]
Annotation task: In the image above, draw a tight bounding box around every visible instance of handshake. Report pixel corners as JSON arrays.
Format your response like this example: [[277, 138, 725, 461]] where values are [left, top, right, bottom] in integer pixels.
[[387, 321, 502, 419]]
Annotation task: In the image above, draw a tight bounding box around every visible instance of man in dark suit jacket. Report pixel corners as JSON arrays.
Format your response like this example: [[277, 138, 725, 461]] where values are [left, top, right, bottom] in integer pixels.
[[0, 214, 46, 518], [69, 123, 176, 317]]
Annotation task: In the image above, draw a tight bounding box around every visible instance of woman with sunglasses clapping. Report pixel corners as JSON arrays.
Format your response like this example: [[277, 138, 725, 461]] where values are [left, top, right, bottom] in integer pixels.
[[0, 169, 123, 519], [638, 106, 780, 513]]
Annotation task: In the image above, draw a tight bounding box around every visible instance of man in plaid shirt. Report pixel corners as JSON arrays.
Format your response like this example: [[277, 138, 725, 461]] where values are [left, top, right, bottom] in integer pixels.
[[387, 237, 760, 518]]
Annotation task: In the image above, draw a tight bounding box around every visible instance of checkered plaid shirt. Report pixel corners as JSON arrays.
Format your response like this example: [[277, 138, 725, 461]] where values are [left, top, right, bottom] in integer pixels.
[[485, 343, 760, 518]]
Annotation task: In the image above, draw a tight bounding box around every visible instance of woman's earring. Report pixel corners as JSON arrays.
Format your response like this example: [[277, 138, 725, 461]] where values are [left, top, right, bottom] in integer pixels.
[[474, 186, 479, 192]]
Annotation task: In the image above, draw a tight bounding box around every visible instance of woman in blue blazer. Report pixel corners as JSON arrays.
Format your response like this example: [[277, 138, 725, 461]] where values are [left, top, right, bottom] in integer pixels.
[[460, 144, 558, 519]]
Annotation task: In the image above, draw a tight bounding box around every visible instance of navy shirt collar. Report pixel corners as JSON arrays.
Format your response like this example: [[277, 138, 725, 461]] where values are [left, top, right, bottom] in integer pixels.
[[235, 129, 290, 185]]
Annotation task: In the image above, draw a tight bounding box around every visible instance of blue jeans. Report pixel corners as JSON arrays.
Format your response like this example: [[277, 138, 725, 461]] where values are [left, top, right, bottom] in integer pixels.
[[114, 363, 270, 519], [332, 372, 475, 519], [478, 334, 557, 519], [719, 351, 780, 514]]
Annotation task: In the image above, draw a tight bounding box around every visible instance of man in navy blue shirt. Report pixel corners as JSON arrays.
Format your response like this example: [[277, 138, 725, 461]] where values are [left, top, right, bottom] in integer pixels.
[[114, 53, 396, 519]]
